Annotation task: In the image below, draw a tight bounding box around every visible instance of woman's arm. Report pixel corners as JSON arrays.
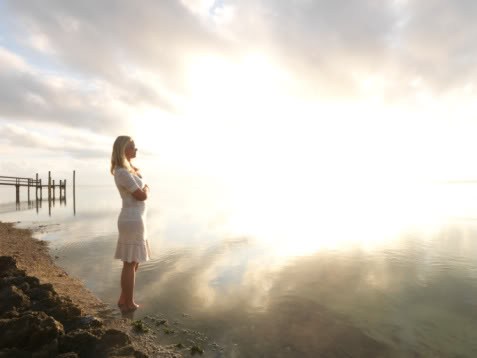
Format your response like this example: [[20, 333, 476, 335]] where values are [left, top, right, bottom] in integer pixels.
[[132, 185, 149, 201]]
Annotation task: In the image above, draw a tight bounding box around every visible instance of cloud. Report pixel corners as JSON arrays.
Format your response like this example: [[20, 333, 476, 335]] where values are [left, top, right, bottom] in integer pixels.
[[1, 0, 477, 177], [0, 46, 132, 133], [4, 0, 476, 110], [0, 122, 111, 159], [394, 0, 477, 91], [4, 0, 228, 90], [211, 0, 477, 101], [0, 46, 28, 70], [2, 0, 210, 132]]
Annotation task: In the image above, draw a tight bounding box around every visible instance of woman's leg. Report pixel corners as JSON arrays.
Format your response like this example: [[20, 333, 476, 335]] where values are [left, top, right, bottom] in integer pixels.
[[119, 261, 139, 310], [117, 263, 127, 306]]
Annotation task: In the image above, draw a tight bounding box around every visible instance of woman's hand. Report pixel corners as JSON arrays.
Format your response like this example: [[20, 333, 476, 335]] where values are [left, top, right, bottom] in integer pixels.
[[143, 184, 150, 193]]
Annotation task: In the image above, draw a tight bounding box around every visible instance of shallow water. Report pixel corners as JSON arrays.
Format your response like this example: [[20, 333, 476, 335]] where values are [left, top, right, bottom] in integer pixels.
[[2, 181, 477, 356]]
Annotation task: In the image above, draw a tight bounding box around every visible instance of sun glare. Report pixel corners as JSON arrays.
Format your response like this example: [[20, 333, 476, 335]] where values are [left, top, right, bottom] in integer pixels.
[[132, 52, 477, 259], [184, 53, 295, 120]]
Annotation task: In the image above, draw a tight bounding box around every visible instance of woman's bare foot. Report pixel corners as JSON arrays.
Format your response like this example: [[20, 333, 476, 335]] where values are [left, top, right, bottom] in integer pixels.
[[118, 302, 139, 312]]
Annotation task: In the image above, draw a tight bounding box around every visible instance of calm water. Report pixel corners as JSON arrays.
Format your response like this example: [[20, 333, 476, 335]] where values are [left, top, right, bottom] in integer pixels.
[[2, 180, 477, 357]]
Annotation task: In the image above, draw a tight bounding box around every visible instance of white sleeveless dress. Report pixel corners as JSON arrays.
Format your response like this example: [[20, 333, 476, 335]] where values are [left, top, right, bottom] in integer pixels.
[[113, 168, 151, 263]]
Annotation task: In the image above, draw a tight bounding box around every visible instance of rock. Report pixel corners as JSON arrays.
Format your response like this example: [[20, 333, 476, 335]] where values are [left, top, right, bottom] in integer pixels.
[[0, 257, 24, 278], [30, 289, 82, 328], [70, 315, 103, 331], [0, 285, 31, 312], [56, 353, 79, 358], [0, 255, 151, 358], [108, 344, 136, 356], [16, 282, 30, 293], [0, 311, 64, 350], [0, 347, 31, 357], [32, 338, 59, 358], [94, 329, 147, 358], [83, 315, 103, 328], [134, 350, 149, 358], [0, 275, 40, 290], [0, 276, 25, 289], [38, 283, 55, 293], [0, 311, 19, 319], [97, 329, 131, 350], [190, 345, 204, 355], [58, 329, 101, 357], [29, 285, 55, 301], [45, 297, 82, 328]]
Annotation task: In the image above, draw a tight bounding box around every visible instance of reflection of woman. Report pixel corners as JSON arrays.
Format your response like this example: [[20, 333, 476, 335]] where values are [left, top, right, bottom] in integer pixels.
[[110, 136, 151, 312]]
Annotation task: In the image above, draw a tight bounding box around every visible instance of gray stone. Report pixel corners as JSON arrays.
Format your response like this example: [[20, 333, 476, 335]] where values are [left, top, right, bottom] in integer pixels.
[[0, 311, 64, 349], [58, 329, 100, 357], [72, 315, 103, 330], [29, 286, 55, 302], [0, 257, 24, 278], [0, 276, 39, 290], [100, 329, 131, 348], [56, 353, 79, 358], [109, 344, 136, 356], [0, 285, 31, 312], [0, 311, 19, 320], [0, 256, 149, 358], [32, 338, 59, 358], [0, 348, 31, 357], [44, 298, 82, 327]]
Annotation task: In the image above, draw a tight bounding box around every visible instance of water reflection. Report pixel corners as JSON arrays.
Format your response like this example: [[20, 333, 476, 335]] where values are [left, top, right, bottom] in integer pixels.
[[46, 221, 477, 356], [3, 184, 477, 356], [0, 200, 39, 214], [0, 196, 70, 216]]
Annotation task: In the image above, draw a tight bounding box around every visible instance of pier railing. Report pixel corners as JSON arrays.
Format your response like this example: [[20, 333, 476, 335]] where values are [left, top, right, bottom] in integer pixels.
[[0, 176, 40, 186]]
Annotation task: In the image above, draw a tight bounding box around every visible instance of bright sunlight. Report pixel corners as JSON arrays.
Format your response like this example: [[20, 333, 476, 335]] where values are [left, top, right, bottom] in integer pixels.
[[133, 53, 470, 257]]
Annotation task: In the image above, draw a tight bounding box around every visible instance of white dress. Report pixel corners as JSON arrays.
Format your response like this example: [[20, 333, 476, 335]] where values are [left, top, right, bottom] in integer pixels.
[[114, 167, 151, 263]]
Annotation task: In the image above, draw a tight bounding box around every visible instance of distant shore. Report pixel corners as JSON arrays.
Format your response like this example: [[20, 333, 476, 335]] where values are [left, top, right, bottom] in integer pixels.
[[0, 221, 180, 357]]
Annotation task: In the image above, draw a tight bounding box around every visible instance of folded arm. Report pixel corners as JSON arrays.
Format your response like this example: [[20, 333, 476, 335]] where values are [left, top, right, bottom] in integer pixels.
[[132, 185, 149, 201]]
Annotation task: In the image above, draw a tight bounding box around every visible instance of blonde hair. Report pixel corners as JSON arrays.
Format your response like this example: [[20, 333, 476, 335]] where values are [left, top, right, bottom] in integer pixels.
[[110, 135, 133, 174]]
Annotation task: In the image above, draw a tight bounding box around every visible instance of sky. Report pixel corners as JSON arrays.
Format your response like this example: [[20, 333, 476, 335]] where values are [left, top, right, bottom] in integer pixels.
[[1, 0, 477, 189]]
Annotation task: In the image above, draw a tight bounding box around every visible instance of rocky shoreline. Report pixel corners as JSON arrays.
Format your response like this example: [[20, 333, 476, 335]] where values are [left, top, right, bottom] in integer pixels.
[[0, 255, 147, 357], [0, 221, 181, 358]]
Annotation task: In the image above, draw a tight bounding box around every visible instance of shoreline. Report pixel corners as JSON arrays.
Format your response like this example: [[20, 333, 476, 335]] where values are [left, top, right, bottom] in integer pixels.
[[0, 221, 106, 317], [0, 220, 180, 357]]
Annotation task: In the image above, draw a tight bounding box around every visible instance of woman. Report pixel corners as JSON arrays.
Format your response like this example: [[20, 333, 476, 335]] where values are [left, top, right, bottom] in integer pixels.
[[111, 135, 151, 312]]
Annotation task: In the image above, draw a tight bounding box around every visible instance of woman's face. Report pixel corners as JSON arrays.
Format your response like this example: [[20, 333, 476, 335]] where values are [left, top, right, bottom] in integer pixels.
[[125, 141, 137, 160]]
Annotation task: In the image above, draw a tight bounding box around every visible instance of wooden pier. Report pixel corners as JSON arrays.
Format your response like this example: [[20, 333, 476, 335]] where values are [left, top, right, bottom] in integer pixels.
[[0, 171, 76, 215]]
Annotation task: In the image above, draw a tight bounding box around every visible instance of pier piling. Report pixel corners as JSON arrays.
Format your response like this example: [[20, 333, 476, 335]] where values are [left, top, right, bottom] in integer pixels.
[[1, 171, 74, 211]]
